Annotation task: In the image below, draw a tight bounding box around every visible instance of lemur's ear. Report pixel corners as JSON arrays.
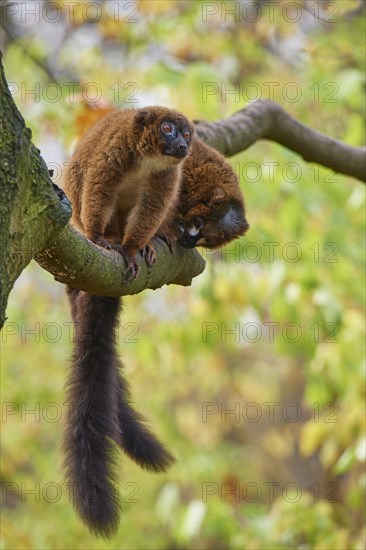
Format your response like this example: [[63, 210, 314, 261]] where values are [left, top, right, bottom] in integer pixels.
[[211, 186, 226, 203], [134, 110, 153, 128]]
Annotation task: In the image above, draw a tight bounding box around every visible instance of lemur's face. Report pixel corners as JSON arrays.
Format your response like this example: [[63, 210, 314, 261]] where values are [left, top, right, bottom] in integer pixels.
[[175, 154, 249, 249], [134, 108, 194, 160], [159, 120, 192, 159], [177, 197, 249, 249]]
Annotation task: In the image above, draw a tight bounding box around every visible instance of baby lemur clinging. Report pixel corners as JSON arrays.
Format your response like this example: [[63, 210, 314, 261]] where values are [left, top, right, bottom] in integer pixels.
[[62, 106, 249, 538]]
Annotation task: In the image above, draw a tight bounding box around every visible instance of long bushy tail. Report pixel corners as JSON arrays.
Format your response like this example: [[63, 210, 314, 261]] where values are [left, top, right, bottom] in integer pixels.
[[64, 287, 174, 538], [63, 289, 121, 538]]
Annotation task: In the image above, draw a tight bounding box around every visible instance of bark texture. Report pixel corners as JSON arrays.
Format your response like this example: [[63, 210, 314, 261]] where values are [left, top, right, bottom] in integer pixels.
[[36, 225, 205, 297], [0, 53, 71, 327]]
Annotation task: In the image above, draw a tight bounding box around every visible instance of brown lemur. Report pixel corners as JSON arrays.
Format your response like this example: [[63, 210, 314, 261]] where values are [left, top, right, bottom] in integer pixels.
[[175, 137, 249, 249], [62, 107, 249, 538]]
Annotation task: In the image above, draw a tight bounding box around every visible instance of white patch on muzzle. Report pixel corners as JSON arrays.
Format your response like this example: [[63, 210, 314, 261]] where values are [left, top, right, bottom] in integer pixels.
[[187, 224, 201, 237]]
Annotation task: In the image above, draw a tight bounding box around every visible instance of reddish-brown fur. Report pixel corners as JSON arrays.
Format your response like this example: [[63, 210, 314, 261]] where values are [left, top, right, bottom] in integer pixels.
[[174, 138, 249, 248], [63, 106, 194, 278]]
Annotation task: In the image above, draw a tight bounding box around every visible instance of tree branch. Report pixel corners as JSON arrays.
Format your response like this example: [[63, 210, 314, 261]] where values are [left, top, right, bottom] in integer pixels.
[[0, 52, 71, 327], [195, 100, 366, 183], [35, 225, 205, 297]]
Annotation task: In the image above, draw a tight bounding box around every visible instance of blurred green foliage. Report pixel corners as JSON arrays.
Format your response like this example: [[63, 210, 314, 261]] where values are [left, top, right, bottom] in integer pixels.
[[1, 1, 365, 548]]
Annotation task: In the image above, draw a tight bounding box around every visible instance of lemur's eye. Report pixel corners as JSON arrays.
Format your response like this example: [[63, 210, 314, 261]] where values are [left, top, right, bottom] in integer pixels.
[[183, 130, 191, 140], [161, 123, 173, 133], [192, 216, 203, 229]]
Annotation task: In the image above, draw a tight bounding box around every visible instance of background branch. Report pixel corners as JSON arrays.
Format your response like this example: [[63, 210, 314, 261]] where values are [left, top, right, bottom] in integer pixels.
[[195, 100, 366, 183]]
